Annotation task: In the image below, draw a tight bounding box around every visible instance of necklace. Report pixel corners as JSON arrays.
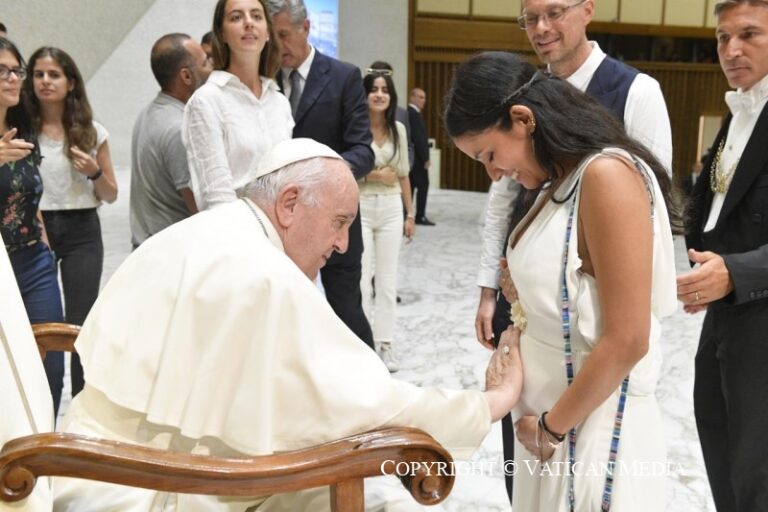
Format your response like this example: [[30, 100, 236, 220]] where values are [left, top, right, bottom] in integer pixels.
[[241, 198, 269, 238], [710, 138, 739, 194]]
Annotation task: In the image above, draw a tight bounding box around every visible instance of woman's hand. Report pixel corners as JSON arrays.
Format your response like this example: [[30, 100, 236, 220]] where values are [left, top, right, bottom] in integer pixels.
[[70, 146, 100, 178], [403, 216, 415, 242], [515, 415, 555, 462], [484, 327, 523, 421], [498, 257, 518, 304], [378, 166, 398, 186], [0, 128, 34, 166]]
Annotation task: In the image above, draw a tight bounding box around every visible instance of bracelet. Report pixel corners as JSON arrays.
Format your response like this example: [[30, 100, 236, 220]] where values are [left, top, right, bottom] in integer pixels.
[[87, 168, 103, 181], [406, 214, 415, 220], [539, 411, 565, 446]]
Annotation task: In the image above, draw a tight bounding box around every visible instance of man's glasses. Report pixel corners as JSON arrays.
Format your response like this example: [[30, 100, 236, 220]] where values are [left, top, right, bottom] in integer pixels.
[[365, 68, 393, 77], [517, 0, 586, 30], [0, 65, 27, 81]]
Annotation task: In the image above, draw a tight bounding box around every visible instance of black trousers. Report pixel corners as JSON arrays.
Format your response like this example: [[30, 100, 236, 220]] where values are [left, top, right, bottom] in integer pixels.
[[409, 166, 430, 219], [321, 209, 374, 350], [43, 208, 104, 400], [694, 300, 768, 512]]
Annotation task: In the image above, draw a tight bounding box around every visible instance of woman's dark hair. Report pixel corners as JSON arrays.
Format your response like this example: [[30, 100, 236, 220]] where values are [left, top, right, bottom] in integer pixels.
[[444, 51, 679, 227], [363, 71, 400, 164], [211, 0, 279, 77], [0, 38, 36, 145], [24, 47, 97, 158]]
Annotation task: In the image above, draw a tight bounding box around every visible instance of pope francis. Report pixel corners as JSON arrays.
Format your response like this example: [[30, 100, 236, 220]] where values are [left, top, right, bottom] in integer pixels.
[[52, 139, 522, 511]]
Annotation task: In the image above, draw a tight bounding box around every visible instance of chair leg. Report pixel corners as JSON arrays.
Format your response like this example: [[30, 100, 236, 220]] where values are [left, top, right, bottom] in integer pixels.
[[330, 479, 364, 512]]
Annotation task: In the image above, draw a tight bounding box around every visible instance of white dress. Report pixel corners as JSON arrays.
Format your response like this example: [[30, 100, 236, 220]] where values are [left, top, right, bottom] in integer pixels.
[[507, 149, 677, 511]]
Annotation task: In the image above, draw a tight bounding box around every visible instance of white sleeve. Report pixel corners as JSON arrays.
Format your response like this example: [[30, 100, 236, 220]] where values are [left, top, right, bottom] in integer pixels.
[[181, 90, 237, 210], [477, 176, 521, 289], [623, 74, 673, 175]]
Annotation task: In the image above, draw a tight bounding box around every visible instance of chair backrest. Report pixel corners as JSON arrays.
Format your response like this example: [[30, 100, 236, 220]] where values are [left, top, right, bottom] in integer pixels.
[[0, 246, 54, 511]]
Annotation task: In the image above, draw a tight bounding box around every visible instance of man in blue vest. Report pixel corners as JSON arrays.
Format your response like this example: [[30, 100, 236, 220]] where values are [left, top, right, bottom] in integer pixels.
[[474, 0, 673, 501]]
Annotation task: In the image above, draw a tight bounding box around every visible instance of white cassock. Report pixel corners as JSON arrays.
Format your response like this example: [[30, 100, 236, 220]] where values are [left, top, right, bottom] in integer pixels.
[[53, 199, 491, 511], [0, 246, 55, 512]]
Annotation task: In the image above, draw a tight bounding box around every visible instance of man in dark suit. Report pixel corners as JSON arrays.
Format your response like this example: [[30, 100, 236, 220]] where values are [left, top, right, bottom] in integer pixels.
[[407, 88, 435, 226], [678, 1, 768, 510], [266, 0, 375, 349]]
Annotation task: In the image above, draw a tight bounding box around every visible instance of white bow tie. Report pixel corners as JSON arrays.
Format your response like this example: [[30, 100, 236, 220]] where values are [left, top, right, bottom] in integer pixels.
[[725, 90, 754, 114]]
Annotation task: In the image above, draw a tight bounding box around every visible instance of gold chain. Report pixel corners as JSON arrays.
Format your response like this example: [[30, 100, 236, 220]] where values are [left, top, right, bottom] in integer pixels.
[[710, 138, 740, 194]]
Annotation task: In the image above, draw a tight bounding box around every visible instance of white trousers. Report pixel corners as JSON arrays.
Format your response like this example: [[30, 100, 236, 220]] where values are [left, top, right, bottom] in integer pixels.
[[360, 193, 403, 343]]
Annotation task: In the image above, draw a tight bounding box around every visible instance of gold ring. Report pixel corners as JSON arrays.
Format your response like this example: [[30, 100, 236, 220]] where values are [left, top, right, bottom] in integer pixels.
[[695, 291, 700, 302]]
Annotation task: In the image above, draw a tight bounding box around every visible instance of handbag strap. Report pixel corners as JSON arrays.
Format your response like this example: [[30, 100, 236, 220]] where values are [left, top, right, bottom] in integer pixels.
[[559, 175, 630, 512]]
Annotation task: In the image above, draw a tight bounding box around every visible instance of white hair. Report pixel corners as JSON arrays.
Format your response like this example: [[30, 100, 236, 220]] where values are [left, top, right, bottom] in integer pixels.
[[244, 157, 336, 209], [263, 0, 307, 24]]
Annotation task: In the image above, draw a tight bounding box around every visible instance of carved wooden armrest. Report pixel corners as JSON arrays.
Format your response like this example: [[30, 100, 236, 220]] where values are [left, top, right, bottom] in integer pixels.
[[32, 322, 80, 358], [1, 427, 454, 510]]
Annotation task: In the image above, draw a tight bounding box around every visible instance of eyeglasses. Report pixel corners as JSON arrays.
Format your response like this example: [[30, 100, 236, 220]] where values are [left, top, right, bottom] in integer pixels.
[[517, 0, 586, 30], [0, 64, 26, 81], [365, 68, 393, 77], [0, 65, 27, 81]]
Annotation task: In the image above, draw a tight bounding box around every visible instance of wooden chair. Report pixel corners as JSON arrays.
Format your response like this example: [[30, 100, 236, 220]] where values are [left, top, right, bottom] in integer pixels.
[[1, 283, 455, 511]]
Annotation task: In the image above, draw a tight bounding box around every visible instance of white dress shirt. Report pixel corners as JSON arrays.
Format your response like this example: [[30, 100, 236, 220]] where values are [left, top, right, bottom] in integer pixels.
[[704, 73, 768, 232], [182, 71, 294, 210], [477, 41, 673, 289]]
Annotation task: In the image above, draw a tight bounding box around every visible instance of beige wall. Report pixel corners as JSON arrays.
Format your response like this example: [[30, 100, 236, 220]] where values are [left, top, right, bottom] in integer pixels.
[[666, 0, 707, 26], [416, 0, 720, 28], [417, 0, 469, 15]]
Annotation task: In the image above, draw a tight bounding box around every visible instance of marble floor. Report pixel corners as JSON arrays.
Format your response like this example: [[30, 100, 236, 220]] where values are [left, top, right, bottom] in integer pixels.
[[60, 167, 715, 511]]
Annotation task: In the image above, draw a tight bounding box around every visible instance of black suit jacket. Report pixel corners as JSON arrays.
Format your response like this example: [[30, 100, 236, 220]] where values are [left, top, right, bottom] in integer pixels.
[[407, 106, 429, 172], [279, 51, 374, 179], [686, 105, 768, 304]]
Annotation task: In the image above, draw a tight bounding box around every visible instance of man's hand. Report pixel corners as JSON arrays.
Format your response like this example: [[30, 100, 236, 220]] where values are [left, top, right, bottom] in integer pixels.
[[475, 287, 497, 349], [484, 327, 523, 422], [677, 249, 734, 309]]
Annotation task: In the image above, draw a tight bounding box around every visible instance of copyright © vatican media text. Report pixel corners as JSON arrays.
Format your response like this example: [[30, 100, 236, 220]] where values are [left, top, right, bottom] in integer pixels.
[[380, 458, 686, 478]]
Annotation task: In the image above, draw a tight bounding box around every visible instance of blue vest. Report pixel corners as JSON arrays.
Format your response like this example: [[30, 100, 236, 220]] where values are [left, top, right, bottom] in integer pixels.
[[585, 56, 639, 123]]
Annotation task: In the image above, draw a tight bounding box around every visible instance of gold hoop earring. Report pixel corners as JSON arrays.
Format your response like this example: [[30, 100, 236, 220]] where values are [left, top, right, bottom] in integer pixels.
[[529, 117, 537, 136]]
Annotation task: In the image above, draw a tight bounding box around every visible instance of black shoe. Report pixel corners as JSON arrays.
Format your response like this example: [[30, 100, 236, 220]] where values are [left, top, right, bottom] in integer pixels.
[[415, 217, 436, 226], [396, 295, 402, 304]]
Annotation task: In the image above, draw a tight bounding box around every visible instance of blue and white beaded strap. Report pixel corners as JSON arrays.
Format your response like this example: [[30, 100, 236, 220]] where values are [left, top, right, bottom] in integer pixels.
[[559, 185, 630, 512]]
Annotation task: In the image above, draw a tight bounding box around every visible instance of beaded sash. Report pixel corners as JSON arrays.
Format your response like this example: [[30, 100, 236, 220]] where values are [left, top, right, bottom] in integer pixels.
[[559, 153, 654, 511]]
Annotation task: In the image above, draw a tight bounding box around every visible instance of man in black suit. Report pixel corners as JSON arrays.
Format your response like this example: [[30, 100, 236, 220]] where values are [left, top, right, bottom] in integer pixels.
[[407, 88, 435, 226], [266, 0, 375, 349], [678, 1, 768, 510]]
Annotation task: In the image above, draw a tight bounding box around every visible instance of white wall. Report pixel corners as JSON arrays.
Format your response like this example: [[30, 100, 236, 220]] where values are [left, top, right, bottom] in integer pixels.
[[338, 0, 409, 111], [0, 0, 155, 79], [85, 0, 216, 166]]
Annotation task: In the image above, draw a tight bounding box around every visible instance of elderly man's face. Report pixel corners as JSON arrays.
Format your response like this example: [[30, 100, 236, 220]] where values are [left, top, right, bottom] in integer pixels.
[[284, 160, 359, 280], [272, 11, 311, 69], [716, 2, 768, 91]]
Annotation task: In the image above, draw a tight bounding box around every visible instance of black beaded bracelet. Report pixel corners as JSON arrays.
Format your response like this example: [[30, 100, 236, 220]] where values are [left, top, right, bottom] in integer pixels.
[[87, 168, 103, 181], [541, 411, 566, 443]]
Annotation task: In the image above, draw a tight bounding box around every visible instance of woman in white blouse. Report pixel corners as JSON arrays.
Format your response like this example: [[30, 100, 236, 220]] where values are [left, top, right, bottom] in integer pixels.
[[358, 69, 415, 372], [183, 0, 294, 210], [25, 46, 117, 405]]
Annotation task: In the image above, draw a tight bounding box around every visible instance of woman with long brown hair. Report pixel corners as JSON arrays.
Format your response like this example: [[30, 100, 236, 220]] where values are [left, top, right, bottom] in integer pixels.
[[25, 46, 117, 408], [183, 0, 293, 210]]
